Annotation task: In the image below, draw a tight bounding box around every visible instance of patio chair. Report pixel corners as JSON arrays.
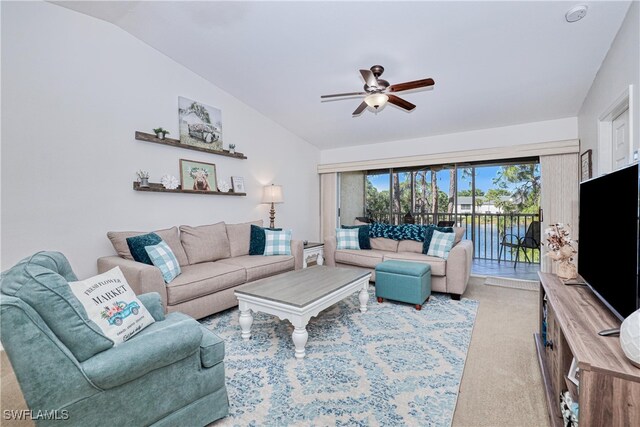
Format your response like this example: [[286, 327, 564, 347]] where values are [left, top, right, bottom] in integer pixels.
[[498, 220, 541, 268]]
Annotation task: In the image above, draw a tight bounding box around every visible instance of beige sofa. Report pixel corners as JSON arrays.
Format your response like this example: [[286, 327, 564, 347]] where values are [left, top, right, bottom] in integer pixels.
[[97, 220, 302, 319], [324, 228, 473, 299]]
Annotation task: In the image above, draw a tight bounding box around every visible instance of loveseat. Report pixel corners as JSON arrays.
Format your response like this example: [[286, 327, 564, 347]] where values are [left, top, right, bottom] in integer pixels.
[[98, 221, 303, 319], [324, 227, 473, 299]]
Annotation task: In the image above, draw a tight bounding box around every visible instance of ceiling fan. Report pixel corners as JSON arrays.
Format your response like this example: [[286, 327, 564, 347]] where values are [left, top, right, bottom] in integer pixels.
[[321, 65, 435, 117]]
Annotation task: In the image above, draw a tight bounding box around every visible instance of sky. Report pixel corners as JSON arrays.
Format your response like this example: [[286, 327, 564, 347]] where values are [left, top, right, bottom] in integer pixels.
[[368, 165, 528, 194]]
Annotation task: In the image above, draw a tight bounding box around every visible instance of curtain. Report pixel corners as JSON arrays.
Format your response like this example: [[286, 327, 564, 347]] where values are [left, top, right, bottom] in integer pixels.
[[320, 173, 338, 240], [540, 154, 580, 273]]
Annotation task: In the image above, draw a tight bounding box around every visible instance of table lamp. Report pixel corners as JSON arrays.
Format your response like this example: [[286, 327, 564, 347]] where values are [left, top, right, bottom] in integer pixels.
[[262, 184, 283, 228]]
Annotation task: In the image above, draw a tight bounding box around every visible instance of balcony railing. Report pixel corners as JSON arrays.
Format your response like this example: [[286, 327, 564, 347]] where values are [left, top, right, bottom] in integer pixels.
[[365, 211, 540, 264]]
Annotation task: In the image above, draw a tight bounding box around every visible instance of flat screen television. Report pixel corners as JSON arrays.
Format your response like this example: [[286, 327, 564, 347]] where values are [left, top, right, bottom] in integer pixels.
[[578, 162, 639, 321]]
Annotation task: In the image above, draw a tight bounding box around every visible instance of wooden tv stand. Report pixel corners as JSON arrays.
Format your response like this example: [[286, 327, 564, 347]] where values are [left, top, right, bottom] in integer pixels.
[[535, 272, 640, 426]]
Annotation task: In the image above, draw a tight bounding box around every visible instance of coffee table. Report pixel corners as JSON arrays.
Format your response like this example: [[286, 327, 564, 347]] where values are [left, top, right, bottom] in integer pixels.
[[234, 266, 371, 359]]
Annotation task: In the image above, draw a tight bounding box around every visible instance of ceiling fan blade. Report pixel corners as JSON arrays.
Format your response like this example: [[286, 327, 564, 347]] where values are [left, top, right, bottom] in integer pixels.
[[388, 94, 416, 111], [321, 91, 367, 99], [360, 69, 378, 87], [388, 78, 435, 93], [352, 101, 368, 116]]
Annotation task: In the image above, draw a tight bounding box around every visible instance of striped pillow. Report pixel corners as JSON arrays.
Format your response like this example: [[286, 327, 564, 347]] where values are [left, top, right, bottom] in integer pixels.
[[145, 241, 181, 283]]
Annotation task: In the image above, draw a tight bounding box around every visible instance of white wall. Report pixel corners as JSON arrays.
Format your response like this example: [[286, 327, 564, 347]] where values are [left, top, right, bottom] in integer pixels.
[[1, 2, 320, 278], [320, 117, 578, 165], [578, 1, 639, 175]]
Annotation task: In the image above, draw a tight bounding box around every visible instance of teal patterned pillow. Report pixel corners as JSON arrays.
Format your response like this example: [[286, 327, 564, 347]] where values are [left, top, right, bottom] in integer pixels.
[[422, 225, 454, 254], [249, 225, 282, 255], [341, 225, 371, 249], [126, 233, 162, 265]]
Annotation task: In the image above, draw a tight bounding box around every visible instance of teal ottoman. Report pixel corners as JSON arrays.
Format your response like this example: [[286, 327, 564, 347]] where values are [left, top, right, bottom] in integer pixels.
[[375, 260, 431, 310]]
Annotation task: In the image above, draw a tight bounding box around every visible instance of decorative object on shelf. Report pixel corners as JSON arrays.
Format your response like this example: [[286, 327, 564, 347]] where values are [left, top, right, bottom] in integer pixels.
[[178, 97, 223, 152], [231, 176, 245, 193], [153, 127, 170, 140], [228, 144, 236, 154], [620, 308, 640, 368], [217, 179, 231, 193], [136, 170, 150, 188], [581, 149, 592, 182], [179, 159, 217, 192], [262, 184, 283, 228], [160, 174, 179, 190], [544, 223, 577, 280]]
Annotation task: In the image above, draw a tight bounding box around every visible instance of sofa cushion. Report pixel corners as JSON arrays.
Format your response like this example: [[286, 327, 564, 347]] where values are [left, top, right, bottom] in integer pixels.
[[226, 220, 263, 258], [199, 325, 225, 368], [165, 262, 245, 305], [453, 227, 465, 245], [180, 222, 231, 264], [335, 249, 385, 269], [107, 227, 189, 267], [382, 252, 446, 276], [397, 240, 423, 254], [217, 255, 294, 282], [370, 237, 399, 252], [0, 252, 113, 362]]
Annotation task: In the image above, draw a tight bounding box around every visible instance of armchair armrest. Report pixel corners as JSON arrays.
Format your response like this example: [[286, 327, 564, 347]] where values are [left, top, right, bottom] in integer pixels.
[[98, 256, 167, 310], [81, 315, 202, 389], [291, 239, 303, 270], [323, 236, 337, 267], [138, 292, 165, 321]]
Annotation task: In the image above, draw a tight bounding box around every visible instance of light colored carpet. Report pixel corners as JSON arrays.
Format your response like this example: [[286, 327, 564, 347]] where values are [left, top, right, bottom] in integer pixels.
[[484, 276, 539, 291], [202, 289, 478, 426], [0, 280, 548, 427]]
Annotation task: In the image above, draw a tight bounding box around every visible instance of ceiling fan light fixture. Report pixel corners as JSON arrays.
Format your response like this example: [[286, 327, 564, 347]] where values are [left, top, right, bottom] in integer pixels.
[[365, 93, 389, 109]]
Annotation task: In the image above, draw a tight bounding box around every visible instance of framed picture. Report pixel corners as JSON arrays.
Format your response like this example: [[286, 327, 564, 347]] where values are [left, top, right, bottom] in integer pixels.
[[178, 97, 223, 152], [581, 149, 592, 181], [567, 357, 580, 386], [180, 159, 217, 192], [231, 176, 245, 193]]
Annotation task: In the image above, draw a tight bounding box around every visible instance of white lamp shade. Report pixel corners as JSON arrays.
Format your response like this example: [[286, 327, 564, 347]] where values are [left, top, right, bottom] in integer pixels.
[[364, 93, 389, 109], [262, 184, 284, 204]]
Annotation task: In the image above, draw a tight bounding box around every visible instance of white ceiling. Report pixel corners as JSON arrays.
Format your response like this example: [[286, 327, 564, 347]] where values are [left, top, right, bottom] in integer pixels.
[[55, 1, 632, 150]]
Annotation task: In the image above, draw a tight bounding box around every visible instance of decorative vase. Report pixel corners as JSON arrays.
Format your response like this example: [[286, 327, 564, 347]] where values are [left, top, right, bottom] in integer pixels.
[[557, 260, 577, 280], [156, 132, 164, 140], [229, 147, 235, 154], [620, 309, 640, 368], [140, 178, 150, 188]]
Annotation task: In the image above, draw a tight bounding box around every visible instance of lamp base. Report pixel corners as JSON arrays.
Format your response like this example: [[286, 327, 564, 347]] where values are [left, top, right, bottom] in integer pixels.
[[269, 203, 276, 229]]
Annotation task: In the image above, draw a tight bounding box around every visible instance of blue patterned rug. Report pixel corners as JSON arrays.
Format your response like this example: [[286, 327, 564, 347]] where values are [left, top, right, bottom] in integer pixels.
[[201, 287, 478, 427]]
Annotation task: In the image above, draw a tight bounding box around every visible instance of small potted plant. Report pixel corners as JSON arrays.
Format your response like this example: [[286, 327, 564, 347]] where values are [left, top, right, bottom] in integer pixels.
[[228, 143, 236, 154], [153, 127, 170, 140], [136, 170, 150, 187]]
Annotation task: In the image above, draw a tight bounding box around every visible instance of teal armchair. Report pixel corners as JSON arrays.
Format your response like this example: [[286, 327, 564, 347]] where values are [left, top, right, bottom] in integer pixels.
[[0, 252, 229, 426]]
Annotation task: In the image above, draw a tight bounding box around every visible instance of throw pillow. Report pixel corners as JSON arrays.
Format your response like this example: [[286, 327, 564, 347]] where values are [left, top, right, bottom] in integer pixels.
[[249, 224, 282, 255], [422, 225, 454, 254], [263, 229, 292, 256], [68, 267, 155, 345], [145, 241, 181, 283], [427, 230, 456, 260], [341, 225, 371, 249], [126, 232, 162, 265], [336, 228, 360, 250]]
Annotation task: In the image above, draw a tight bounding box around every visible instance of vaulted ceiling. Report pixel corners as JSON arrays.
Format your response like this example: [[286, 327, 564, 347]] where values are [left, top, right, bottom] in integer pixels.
[[56, 1, 631, 149]]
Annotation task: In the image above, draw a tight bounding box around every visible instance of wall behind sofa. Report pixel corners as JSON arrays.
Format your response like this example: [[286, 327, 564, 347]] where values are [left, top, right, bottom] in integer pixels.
[[1, 2, 320, 278]]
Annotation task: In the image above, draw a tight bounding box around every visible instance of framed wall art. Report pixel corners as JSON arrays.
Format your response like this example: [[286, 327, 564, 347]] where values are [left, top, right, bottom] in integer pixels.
[[178, 97, 223, 152], [231, 176, 245, 193], [180, 159, 217, 192]]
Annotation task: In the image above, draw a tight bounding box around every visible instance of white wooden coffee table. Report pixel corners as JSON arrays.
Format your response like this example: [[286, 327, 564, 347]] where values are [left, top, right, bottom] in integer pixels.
[[234, 266, 371, 359]]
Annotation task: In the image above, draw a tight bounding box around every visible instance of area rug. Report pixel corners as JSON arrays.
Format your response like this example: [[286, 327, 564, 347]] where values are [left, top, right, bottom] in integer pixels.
[[201, 288, 479, 427]]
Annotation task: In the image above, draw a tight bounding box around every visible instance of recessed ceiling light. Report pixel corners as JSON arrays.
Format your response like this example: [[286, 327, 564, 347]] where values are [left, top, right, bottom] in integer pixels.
[[566, 5, 588, 23]]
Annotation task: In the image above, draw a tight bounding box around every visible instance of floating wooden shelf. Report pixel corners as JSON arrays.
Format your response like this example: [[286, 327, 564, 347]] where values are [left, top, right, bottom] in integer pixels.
[[133, 182, 246, 196], [135, 131, 247, 159]]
